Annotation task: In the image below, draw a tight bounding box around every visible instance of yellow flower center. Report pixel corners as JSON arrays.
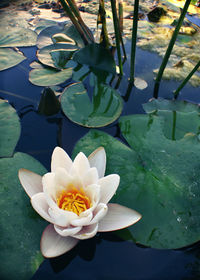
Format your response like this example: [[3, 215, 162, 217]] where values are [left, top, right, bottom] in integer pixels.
[[57, 187, 91, 216]]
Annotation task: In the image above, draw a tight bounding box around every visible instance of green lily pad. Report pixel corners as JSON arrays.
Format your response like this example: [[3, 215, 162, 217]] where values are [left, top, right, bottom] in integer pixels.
[[61, 82, 123, 127], [73, 101, 200, 249], [0, 48, 26, 71], [37, 23, 83, 49], [29, 67, 73, 86], [0, 99, 21, 157], [0, 27, 37, 47], [143, 99, 200, 140], [0, 152, 47, 279], [37, 43, 77, 69], [73, 43, 116, 74]]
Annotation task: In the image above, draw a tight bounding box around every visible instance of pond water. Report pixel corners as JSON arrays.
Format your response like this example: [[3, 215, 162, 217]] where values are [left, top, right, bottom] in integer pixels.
[[0, 38, 200, 278]]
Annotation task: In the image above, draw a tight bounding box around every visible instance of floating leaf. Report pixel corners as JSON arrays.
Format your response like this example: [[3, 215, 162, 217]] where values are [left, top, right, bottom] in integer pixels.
[[0, 27, 37, 47], [73, 43, 116, 74], [29, 67, 72, 86], [0, 48, 26, 71], [61, 82, 123, 127], [134, 77, 148, 90], [52, 33, 75, 44], [143, 99, 200, 140], [37, 43, 77, 68], [0, 99, 21, 157], [0, 152, 47, 279], [73, 101, 200, 249]]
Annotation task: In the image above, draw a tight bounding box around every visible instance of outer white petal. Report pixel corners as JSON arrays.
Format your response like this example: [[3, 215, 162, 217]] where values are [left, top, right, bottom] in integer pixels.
[[73, 152, 90, 177], [83, 167, 98, 187], [73, 223, 98, 240], [18, 169, 43, 198], [90, 203, 108, 224], [54, 167, 74, 188], [41, 224, 79, 258], [48, 207, 77, 227], [70, 212, 93, 227], [54, 224, 82, 237], [88, 147, 106, 178], [98, 174, 120, 204], [31, 193, 54, 224], [98, 203, 142, 232], [51, 147, 72, 173]]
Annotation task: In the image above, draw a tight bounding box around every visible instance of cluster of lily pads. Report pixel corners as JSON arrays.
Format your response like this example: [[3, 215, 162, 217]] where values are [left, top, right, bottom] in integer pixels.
[[0, 3, 200, 280]]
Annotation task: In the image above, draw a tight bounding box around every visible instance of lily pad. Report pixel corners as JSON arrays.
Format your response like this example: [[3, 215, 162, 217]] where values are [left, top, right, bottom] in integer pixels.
[[0, 152, 47, 279], [73, 102, 200, 249], [37, 43, 77, 68], [29, 67, 73, 86], [0, 99, 21, 157], [143, 99, 200, 140], [0, 27, 37, 47], [0, 48, 26, 71], [73, 43, 116, 74], [61, 82, 123, 127]]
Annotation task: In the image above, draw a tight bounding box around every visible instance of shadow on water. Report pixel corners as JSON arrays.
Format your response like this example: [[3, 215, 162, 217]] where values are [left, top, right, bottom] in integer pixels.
[[0, 42, 200, 279]]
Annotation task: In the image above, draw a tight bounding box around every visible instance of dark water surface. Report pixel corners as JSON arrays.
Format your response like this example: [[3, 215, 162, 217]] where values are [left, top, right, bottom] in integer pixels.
[[0, 42, 200, 279]]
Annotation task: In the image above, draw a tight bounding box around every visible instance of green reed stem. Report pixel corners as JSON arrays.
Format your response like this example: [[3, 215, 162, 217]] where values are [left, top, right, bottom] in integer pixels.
[[110, 0, 123, 75], [174, 60, 200, 98], [65, 0, 94, 42], [153, 0, 192, 98], [130, 0, 139, 83], [59, 0, 90, 45], [118, 0, 127, 60], [98, 0, 110, 48]]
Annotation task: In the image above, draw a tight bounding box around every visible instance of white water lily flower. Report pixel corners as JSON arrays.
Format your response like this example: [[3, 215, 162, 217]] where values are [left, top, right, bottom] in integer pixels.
[[19, 147, 141, 258]]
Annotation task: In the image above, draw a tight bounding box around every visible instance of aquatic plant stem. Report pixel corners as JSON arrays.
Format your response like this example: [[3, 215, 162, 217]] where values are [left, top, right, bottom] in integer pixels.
[[59, 0, 90, 45], [98, 0, 110, 48], [174, 60, 200, 99], [153, 0, 192, 98], [110, 0, 123, 75], [65, 0, 94, 42], [129, 0, 139, 83]]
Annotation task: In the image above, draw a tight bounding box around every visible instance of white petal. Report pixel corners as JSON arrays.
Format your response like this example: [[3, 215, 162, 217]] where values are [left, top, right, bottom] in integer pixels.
[[90, 203, 108, 224], [54, 167, 73, 187], [18, 169, 43, 198], [73, 223, 98, 240], [41, 224, 79, 258], [51, 147, 72, 173], [48, 207, 77, 227], [88, 147, 106, 178], [54, 224, 82, 237], [31, 193, 54, 224], [42, 173, 64, 212], [98, 174, 120, 204], [84, 183, 100, 207], [70, 212, 93, 227], [83, 167, 98, 187], [73, 152, 90, 177], [98, 203, 142, 232]]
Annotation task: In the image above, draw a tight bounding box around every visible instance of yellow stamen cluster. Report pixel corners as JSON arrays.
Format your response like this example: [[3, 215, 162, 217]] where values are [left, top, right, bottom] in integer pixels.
[[57, 187, 91, 216]]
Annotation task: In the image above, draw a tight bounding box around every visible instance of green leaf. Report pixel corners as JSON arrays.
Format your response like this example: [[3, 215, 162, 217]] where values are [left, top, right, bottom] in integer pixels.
[[0, 152, 47, 279], [0, 99, 21, 157], [29, 67, 73, 86], [37, 43, 77, 69], [0, 48, 26, 71], [73, 43, 116, 74], [0, 27, 37, 47], [143, 99, 200, 140], [61, 82, 123, 127], [73, 101, 200, 249]]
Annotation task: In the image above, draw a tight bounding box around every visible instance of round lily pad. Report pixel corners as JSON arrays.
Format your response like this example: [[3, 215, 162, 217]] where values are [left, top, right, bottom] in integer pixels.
[[73, 100, 200, 249], [0, 48, 26, 71], [0, 99, 21, 157], [0, 152, 47, 279], [37, 43, 77, 69], [61, 82, 123, 127], [0, 27, 37, 47], [29, 67, 73, 86]]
